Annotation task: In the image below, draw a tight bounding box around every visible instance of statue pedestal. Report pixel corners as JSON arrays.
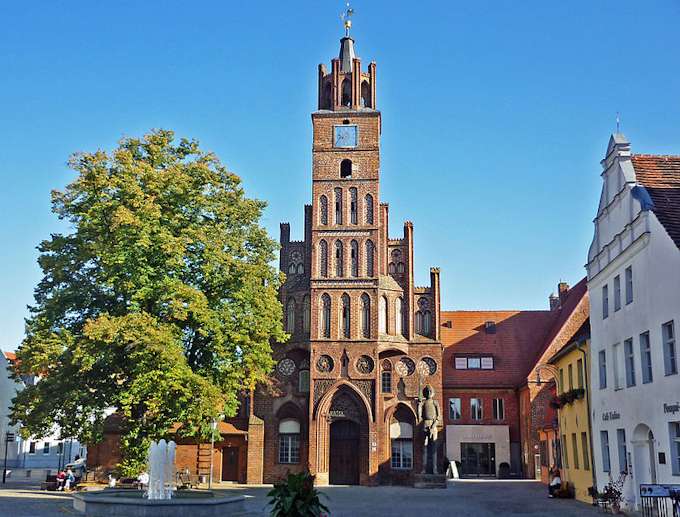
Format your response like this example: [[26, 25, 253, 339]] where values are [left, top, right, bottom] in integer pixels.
[[413, 473, 447, 489]]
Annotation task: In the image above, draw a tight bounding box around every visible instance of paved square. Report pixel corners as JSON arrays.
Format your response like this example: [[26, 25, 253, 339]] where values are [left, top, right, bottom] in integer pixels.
[[0, 480, 601, 516]]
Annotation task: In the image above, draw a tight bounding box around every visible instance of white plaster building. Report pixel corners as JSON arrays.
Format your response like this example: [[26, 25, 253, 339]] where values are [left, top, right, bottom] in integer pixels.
[[587, 133, 680, 509], [1, 351, 86, 479]]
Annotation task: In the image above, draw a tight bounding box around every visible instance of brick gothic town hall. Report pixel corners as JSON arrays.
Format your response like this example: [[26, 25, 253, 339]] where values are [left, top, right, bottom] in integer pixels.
[[272, 32, 445, 486], [89, 27, 591, 487]]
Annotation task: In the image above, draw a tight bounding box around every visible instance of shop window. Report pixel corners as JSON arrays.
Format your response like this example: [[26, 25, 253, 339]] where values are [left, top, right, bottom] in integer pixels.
[[278, 419, 301, 464]]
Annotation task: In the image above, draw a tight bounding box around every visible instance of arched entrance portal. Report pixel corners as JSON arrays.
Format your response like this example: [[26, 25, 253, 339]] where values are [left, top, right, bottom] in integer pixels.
[[315, 384, 371, 485], [329, 420, 360, 484], [632, 423, 657, 505]]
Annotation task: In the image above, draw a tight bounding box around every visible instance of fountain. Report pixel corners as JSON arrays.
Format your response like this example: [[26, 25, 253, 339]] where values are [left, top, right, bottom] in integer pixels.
[[72, 439, 245, 516], [146, 439, 176, 500]]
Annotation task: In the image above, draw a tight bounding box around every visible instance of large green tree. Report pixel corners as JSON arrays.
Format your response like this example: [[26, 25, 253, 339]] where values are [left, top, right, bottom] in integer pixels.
[[11, 130, 286, 473]]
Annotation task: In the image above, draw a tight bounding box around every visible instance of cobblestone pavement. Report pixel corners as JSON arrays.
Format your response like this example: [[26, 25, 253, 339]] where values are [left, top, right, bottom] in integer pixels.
[[0, 479, 602, 516], [213, 479, 603, 516]]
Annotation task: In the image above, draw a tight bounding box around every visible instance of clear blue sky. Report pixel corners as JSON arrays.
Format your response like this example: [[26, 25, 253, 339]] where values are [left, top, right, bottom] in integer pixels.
[[2, 1, 680, 351]]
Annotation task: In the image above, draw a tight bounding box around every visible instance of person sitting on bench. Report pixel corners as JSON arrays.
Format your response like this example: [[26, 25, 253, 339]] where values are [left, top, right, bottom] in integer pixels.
[[548, 466, 561, 498]]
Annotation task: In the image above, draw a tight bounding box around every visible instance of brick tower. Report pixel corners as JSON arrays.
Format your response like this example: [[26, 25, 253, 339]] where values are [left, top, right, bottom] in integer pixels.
[[264, 16, 443, 486]]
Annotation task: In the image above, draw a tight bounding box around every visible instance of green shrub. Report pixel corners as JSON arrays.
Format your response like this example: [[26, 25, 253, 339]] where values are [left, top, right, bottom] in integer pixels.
[[267, 472, 329, 517]]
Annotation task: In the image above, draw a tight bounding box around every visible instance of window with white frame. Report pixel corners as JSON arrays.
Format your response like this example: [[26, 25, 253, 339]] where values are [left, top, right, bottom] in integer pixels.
[[617, 428, 628, 474], [663, 321, 677, 376], [28, 442, 36, 454], [614, 275, 621, 312], [640, 331, 653, 383], [449, 398, 461, 420], [600, 430, 611, 472], [599, 350, 607, 389], [602, 285, 609, 319], [625, 266, 633, 305], [669, 422, 680, 476], [624, 338, 636, 387], [278, 419, 301, 464], [470, 398, 483, 420], [390, 421, 413, 470], [43, 442, 50, 455], [454, 356, 494, 370], [493, 398, 504, 420], [613, 343, 622, 390]]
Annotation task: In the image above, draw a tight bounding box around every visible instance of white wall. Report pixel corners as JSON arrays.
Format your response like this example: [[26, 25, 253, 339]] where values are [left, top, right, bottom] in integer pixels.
[[587, 135, 680, 510]]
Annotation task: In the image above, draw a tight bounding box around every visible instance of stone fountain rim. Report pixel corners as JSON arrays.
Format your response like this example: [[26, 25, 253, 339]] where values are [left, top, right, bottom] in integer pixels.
[[73, 489, 245, 507]]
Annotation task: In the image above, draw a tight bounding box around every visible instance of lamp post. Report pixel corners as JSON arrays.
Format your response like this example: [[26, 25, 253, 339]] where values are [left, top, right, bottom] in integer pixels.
[[209, 419, 218, 489], [3, 432, 15, 484]]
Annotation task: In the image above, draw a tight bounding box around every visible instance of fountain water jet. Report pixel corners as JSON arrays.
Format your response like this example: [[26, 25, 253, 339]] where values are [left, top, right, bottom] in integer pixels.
[[147, 439, 176, 500]]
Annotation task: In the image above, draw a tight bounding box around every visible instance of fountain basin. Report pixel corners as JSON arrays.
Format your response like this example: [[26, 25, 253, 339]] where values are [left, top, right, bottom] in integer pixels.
[[72, 489, 246, 517]]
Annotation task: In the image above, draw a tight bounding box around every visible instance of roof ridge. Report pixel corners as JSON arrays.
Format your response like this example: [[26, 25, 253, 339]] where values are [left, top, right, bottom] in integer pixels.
[[633, 153, 680, 159]]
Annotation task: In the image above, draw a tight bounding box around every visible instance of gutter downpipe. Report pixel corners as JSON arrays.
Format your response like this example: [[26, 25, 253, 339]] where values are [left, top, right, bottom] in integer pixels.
[[577, 339, 598, 505]]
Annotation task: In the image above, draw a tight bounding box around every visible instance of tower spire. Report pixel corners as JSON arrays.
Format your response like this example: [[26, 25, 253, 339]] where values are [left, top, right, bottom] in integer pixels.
[[342, 2, 354, 37]]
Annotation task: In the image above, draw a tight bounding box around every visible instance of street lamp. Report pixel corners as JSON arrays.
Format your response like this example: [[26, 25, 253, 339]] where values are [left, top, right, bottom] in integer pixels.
[[209, 419, 218, 489], [3, 432, 15, 484], [533, 363, 562, 393]]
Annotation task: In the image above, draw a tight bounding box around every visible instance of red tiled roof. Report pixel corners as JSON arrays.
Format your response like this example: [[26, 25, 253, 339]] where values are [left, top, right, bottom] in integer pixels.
[[632, 154, 680, 250], [529, 277, 589, 369], [441, 309, 555, 388], [3, 351, 16, 362], [441, 278, 590, 388]]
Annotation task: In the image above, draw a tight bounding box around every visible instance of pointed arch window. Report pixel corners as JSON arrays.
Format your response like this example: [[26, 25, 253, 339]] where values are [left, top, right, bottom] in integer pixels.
[[423, 311, 432, 336], [365, 240, 375, 277], [341, 293, 351, 339], [350, 240, 359, 277], [321, 294, 331, 338], [341, 77, 352, 107], [365, 194, 374, 224], [349, 187, 358, 223], [319, 195, 328, 225], [361, 293, 371, 338], [335, 240, 344, 277], [298, 366, 310, 393], [361, 81, 371, 108], [302, 295, 310, 334], [379, 296, 388, 334], [319, 240, 328, 277], [395, 297, 403, 336], [334, 188, 343, 225], [415, 311, 424, 334], [286, 298, 296, 333]]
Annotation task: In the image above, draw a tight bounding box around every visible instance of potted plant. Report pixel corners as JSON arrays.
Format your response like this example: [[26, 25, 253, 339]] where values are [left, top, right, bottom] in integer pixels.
[[268, 472, 330, 517]]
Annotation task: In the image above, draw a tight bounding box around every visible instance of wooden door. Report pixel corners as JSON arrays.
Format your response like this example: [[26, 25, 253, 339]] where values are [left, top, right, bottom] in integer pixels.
[[329, 420, 359, 485], [221, 446, 239, 482]]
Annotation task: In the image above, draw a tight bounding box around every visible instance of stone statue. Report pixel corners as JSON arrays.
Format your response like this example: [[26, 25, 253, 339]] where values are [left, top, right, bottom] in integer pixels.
[[417, 385, 441, 474]]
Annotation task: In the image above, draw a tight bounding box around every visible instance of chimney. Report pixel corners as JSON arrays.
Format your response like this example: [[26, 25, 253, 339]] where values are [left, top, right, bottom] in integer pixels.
[[558, 282, 570, 305], [549, 293, 560, 311]]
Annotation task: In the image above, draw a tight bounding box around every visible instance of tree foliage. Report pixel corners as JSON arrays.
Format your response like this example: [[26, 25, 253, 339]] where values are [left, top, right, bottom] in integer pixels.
[[10, 130, 286, 474]]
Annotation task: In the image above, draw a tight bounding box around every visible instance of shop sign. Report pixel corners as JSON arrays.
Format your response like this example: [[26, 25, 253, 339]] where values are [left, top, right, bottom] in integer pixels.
[[663, 402, 680, 415], [602, 411, 620, 421], [329, 410, 345, 417]]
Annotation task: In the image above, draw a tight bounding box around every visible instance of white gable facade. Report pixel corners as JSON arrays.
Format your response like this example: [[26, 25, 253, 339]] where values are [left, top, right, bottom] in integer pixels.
[[587, 134, 680, 509]]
